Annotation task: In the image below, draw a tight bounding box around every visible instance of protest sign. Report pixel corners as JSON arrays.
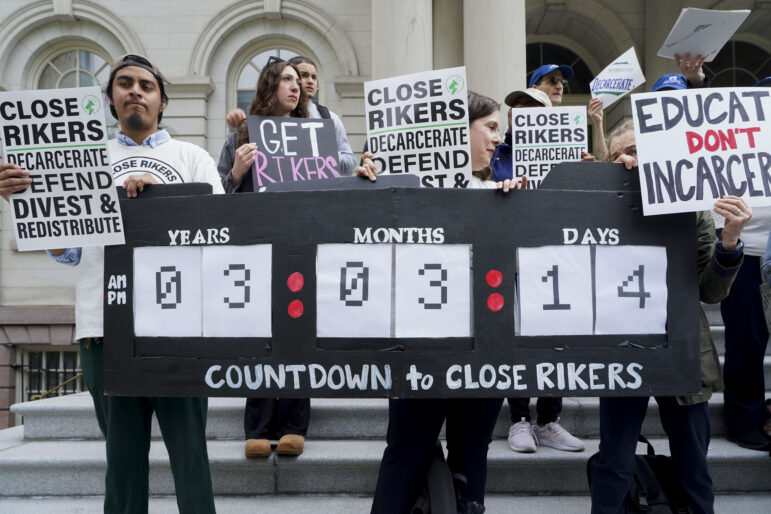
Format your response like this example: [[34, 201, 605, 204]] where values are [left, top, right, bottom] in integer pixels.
[[511, 106, 587, 189], [364, 67, 471, 188], [631, 87, 771, 216], [247, 115, 340, 191], [658, 8, 750, 62], [590, 47, 645, 109], [0, 86, 123, 251], [104, 165, 701, 399]]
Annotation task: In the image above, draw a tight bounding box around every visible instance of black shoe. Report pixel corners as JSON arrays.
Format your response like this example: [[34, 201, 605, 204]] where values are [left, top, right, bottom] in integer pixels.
[[727, 428, 771, 451]]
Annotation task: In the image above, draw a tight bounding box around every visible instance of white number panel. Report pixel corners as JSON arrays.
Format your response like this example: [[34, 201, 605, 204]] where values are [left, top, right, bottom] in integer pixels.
[[518, 246, 594, 336], [202, 245, 272, 337], [134, 246, 202, 337], [394, 244, 471, 338], [316, 244, 392, 338], [594, 246, 667, 334]]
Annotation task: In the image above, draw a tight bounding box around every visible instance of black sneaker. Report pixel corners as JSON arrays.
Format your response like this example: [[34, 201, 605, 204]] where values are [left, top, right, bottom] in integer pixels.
[[727, 428, 771, 451]]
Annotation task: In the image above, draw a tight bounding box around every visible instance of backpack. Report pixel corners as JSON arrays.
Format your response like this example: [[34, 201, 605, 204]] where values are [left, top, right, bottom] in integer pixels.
[[410, 441, 457, 514], [314, 102, 331, 120], [587, 435, 693, 513]]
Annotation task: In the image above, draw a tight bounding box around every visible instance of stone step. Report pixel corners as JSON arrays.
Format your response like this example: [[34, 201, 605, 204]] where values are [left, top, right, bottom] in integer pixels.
[[1, 494, 771, 514], [1, 427, 770, 497], [14, 367, 771, 441]]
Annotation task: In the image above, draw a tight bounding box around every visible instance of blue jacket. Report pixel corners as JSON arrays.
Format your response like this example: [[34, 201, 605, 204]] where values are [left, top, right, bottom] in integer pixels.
[[491, 129, 513, 182]]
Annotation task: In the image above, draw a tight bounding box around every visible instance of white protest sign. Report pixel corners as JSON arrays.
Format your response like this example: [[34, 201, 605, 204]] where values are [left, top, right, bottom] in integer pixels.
[[657, 8, 750, 63], [364, 67, 471, 188], [590, 47, 646, 109], [511, 106, 587, 189], [631, 88, 771, 216], [0, 86, 123, 251]]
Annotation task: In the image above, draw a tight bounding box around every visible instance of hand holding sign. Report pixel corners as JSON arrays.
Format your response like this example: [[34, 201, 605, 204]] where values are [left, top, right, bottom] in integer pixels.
[[122, 173, 159, 198], [674, 53, 706, 87], [0, 163, 31, 201], [714, 195, 752, 250], [232, 142, 257, 184], [355, 151, 378, 182]]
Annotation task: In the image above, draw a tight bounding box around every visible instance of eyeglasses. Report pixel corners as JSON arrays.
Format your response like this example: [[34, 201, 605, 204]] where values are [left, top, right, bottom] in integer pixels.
[[547, 77, 569, 87], [265, 56, 285, 67]]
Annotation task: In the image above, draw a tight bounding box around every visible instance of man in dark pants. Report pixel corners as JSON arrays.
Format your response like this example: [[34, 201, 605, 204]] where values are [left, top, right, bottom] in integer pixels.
[[589, 121, 749, 514], [719, 76, 771, 451], [371, 398, 503, 514], [0, 54, 221, 513]]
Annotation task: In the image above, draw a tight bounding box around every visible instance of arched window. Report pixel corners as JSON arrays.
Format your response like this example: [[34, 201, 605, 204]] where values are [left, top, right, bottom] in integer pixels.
[[37, 49, 110, 89], [705, 40, 771, 87], [526, 42, 593, 95]]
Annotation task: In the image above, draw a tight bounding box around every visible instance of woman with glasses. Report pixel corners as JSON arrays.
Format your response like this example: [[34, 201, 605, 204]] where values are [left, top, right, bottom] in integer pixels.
[[217, 58, 311, 458]]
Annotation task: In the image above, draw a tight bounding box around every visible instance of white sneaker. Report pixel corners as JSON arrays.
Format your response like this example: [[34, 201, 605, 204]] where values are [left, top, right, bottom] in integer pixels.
[[533, 417, 585, 452], [507, 417, 537, 453]]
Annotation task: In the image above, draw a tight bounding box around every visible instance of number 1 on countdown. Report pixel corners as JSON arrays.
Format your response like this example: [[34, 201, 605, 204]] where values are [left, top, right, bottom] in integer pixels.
[[542, 264, 570, 311]]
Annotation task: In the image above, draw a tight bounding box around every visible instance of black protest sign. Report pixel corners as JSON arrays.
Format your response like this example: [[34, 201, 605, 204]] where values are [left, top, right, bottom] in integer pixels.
[[104, 163, 701, 399], [246, 115, 340, 190], [0, 86, 123, 250], [632, 87, 771, 215]]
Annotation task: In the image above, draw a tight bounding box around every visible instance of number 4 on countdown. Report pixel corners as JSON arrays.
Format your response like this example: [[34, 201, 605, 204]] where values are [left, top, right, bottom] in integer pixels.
[[617, 264, 650, 308]]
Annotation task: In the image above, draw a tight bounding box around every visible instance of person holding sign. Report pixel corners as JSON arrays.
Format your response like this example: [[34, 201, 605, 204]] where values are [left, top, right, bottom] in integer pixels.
[[716, 75, 771, 452], [491, 88, 551, 182], [224, 55, 355, 179], [590, 120, 751, 514], [370, 92, 522, 514], [217, 58, 313, 458], [1, 54, 222, 514]]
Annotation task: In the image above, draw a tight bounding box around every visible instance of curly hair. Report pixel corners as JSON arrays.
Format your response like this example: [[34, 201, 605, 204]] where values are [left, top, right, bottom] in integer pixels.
[[236, 61, 309, 147]]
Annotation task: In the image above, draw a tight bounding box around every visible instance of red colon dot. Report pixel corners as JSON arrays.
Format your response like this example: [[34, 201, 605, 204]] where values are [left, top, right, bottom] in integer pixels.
[[487, 293, 504, 312], [288, 299, 304, 318], [486, 270, 503, 288], [287, 272, 304, 292]]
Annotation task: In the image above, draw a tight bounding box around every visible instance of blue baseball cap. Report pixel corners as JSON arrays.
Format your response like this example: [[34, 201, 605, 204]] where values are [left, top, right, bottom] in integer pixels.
[[652, 74, 688, 91], [755, 76, 771, 87], [529, 64, 574, 87]]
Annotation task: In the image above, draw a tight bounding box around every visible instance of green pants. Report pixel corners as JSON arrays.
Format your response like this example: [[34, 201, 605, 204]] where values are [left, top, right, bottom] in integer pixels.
[[80, 339, 216, 514]]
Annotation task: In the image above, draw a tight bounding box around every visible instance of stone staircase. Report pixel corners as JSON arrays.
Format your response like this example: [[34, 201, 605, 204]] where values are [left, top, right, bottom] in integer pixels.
[[1, 304, 770, 513]]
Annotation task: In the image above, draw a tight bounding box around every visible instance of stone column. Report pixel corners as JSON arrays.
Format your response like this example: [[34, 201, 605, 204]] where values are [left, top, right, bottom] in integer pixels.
[[463, 0, 526, 104], [432, 0, 463, 70], [371, 0, 433, 80], [644, 0, 684, 91]]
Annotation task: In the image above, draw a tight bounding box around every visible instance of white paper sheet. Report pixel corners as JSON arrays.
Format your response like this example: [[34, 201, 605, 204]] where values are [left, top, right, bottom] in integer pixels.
[[590, 47, 646, 109], [316, 244, 392, 338], [133, 246, 202, 337], [201, 245, 272, 337], [658, 8, 750, 62], [595, 246, 667, 335], [394, 244, 471, 338], [518, 246, 593, 336]]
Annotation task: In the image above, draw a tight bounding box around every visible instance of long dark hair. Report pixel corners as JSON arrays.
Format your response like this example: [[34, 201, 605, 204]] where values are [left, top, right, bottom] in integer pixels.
[[236, 61, 309, 147], [467, 91, 500, 181]]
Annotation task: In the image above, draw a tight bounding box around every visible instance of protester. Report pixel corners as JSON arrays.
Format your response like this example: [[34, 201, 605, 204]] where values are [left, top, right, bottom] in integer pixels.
[[486, 86, 585, 453], [0, 53, 222, 514], [217, 58, 311, 458], [225, 55, 355, 177], [716, 75, 771, 451], [530, 64, 571, 107], [589, 120, 750, 514], [491, 87, 551, 182], [366, 91, 523, 514]]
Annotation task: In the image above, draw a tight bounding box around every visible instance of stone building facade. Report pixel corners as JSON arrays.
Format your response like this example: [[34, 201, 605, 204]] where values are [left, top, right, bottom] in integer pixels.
[[0, 0, 769, 427]]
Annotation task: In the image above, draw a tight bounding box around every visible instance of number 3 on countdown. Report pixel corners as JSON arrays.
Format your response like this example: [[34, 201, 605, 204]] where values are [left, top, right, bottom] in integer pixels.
[[418, 264, 447, 309]]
